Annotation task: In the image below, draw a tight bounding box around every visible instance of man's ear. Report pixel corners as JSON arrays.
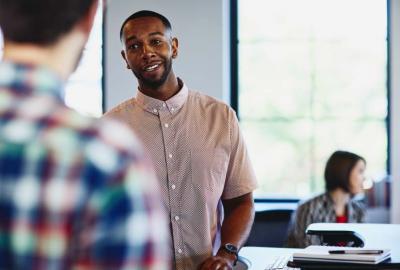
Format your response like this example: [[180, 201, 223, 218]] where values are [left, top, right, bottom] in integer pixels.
[[77, 0, 99, 35], [171, 37, 179, 59], [121, 50, 130, 69]]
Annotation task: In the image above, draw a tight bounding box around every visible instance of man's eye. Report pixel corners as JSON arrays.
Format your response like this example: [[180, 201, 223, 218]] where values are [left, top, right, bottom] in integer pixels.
[[129, 44, 139, 50], [152, 40, 162, 45]]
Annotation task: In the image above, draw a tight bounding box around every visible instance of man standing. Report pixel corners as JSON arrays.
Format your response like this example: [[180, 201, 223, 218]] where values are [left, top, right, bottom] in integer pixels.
[[0, 1, 169, 269], [106, 10, 257, 270]]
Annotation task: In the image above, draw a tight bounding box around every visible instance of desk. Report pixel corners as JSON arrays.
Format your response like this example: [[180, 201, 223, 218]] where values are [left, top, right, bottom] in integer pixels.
[[239, 247, 299, 270], [307, 223, 400, 256], [239, 224, 400, 269]]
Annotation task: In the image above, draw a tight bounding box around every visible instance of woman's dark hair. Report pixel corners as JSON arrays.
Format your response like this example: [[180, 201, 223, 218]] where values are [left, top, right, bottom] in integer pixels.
[[120, 10, 172, 40], [0, 0, 96, 45], [324, 150, 366, 192]]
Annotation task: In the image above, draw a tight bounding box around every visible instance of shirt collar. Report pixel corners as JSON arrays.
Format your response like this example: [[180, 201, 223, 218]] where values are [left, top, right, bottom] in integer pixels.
[[135, 78, 188, 115], [0, 61, 64, 101]]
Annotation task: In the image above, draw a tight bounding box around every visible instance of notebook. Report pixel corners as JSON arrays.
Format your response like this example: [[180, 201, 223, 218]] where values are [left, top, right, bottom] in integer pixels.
[[293, 246, 391, 265]]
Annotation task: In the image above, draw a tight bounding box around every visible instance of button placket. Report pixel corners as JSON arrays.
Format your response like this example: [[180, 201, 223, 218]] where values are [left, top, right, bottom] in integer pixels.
[[160, 109, 183, 257]]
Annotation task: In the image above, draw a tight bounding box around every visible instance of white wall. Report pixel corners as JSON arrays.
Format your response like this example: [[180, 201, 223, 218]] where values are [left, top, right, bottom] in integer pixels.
[[390, 0, 400, 224], [105, 0, 230, 110]]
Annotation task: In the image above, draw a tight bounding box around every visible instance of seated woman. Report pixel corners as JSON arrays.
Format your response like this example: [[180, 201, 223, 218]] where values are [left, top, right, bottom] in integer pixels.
[[286, 150, 366, 248]]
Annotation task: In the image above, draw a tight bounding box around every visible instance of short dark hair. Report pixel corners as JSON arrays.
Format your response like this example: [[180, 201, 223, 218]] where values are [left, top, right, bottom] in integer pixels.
[[324, 150, 366, 192], [0, 0, 96, 45], [120, 10, 172, 40]]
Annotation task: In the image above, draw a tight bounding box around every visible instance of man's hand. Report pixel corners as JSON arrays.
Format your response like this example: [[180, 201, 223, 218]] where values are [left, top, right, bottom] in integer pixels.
[[199, 192, 254, 270], [198, 252, 236, 270]]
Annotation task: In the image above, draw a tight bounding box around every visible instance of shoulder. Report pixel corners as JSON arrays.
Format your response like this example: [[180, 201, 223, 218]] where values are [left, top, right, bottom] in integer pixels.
[[188, 90, 235, 119], [189, 90, 231, 111], [297, 193, 328, 212], [53, 105, 144, 172], [104, 97, 137, 117], [350, 199, 366, 213]]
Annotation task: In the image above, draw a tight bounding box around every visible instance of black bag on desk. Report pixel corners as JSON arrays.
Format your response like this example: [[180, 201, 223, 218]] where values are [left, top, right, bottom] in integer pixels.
[[306, 229, 365, 247]]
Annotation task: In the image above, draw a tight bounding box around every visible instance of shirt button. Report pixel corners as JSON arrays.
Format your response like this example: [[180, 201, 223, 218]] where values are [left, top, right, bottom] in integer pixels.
[[178, 249, 182, 254], [164, 123, 169, 128], [153, 108, 158, 113], [171, 107, 175, 111], [162, 103, 166, 107], [171, 184, 176, 190], [169, 153, 173, 158], [174, 215, 180, 221]]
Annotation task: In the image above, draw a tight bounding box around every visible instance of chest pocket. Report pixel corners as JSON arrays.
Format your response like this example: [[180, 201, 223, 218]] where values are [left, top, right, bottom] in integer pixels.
[[191, 147, 229, 191]]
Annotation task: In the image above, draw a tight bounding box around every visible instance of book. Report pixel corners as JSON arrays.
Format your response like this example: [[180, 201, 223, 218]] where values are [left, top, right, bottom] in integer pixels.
[[293, 246, 391, 265]]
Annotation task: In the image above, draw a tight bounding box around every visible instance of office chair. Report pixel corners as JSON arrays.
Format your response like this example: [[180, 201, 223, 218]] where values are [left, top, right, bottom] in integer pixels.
[[245, 208, 294, 247]]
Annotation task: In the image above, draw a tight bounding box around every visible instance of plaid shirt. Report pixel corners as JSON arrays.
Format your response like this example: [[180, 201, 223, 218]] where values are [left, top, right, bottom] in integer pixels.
[[0, 62, 169, 270]]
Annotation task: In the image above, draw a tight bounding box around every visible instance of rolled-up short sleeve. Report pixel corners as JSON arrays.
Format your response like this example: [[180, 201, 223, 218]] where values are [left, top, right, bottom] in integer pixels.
[[222, 108, 258, 199]]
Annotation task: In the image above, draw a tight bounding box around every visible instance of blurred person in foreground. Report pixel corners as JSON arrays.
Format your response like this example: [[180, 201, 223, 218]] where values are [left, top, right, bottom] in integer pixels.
[[104, 10, 258, 270], [286, 150, 366, 248], [0, 0, 169, 269]]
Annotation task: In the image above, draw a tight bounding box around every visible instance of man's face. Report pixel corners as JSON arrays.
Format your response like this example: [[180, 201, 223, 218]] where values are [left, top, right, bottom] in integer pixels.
[[121, 16, 178, 88]]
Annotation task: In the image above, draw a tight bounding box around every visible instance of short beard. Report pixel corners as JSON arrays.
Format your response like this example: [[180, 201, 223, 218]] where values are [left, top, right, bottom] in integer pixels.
[[134, 60, 172, 89]]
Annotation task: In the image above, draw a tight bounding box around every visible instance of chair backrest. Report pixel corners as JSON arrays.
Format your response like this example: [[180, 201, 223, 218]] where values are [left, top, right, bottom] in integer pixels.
[[245, 209, 294, 247]]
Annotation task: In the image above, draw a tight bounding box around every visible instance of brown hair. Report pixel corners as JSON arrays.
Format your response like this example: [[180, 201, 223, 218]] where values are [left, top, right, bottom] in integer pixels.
[[324, 150, 366, 192], [0, 0, 96, 45]]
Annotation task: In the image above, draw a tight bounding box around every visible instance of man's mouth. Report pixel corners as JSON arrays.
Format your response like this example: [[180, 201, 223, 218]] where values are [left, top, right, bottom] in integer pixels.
[[143, 63, 161, 72]]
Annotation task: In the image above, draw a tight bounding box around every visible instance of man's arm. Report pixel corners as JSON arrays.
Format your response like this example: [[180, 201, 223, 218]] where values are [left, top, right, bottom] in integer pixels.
[[199, 192, 255, 270]]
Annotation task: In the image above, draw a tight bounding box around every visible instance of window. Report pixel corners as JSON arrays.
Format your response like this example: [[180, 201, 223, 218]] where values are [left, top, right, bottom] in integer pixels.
[[237, 0, 388, 198], [64, 6, 103, 117], [0, 7, 103, 117]]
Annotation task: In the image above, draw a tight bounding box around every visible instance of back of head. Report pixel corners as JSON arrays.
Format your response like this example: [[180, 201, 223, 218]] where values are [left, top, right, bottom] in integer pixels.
[[324, 150, 365, 192], [0, 0, 96, 45]]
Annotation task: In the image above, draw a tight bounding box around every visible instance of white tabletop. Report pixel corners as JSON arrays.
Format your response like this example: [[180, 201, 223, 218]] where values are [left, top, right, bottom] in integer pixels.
[[239, 247, 299, 270], [239, 224, 400, 269]]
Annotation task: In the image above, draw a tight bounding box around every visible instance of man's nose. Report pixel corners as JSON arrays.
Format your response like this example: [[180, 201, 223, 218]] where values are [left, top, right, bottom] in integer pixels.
[[142, 44, 155, 59]]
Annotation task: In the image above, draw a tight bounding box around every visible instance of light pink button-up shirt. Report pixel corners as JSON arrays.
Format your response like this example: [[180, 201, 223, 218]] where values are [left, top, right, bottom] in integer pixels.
[[105, 80, 257, 269]]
